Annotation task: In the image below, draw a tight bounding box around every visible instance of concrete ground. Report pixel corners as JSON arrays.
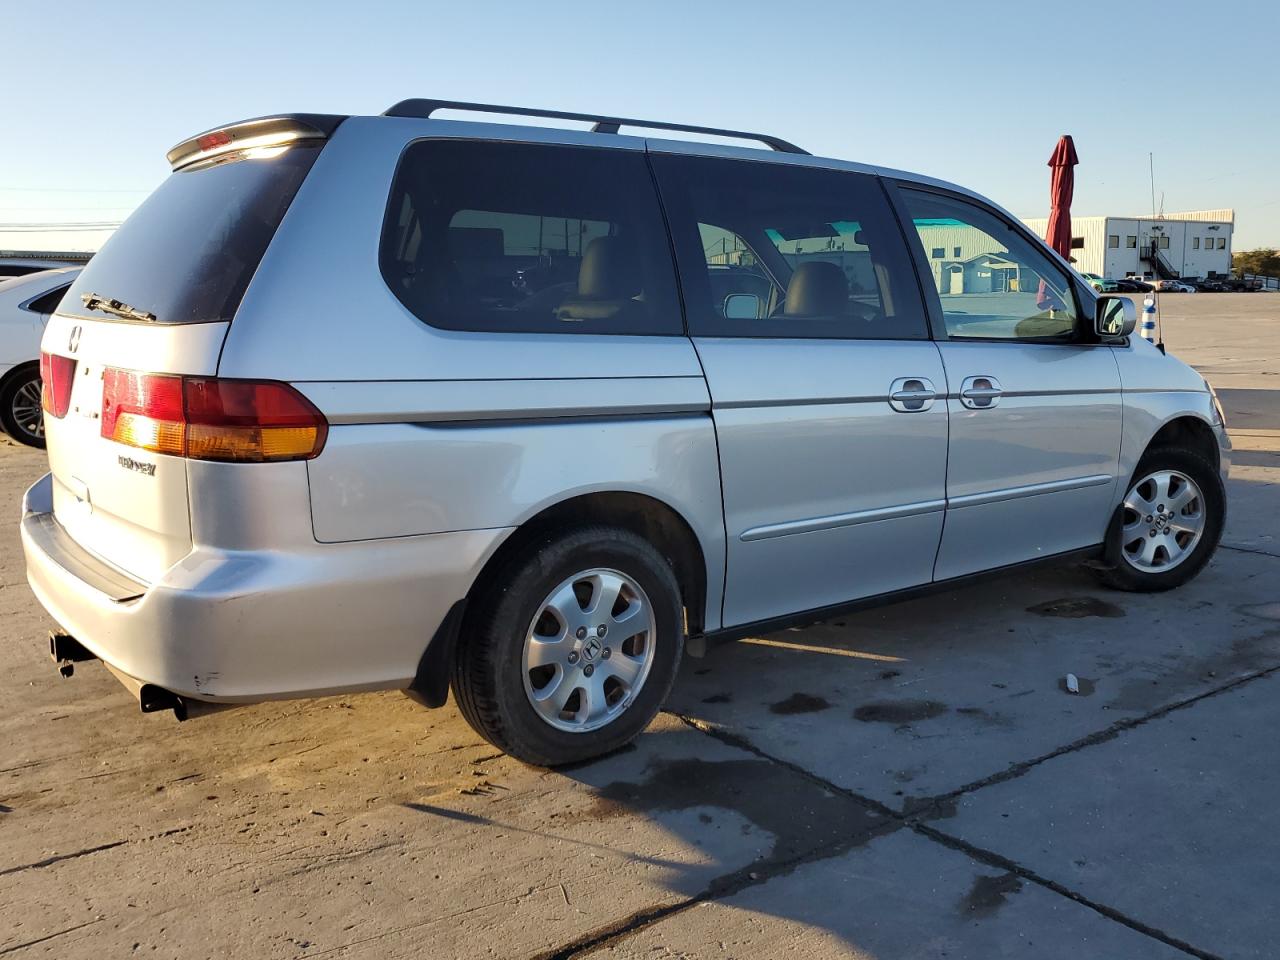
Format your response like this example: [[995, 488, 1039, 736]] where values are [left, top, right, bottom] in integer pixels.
[[1, 293, 1277, 960]]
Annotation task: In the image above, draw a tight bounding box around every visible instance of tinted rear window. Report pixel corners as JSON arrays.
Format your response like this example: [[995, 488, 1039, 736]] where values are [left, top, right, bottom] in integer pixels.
[[62, 143, 321, 324], [380, 140, 682, 335]]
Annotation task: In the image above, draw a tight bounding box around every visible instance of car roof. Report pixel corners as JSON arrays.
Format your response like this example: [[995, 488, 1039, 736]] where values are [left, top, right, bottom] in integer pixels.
[[0, 266, 81, 299], [179, 104, 995, 210]]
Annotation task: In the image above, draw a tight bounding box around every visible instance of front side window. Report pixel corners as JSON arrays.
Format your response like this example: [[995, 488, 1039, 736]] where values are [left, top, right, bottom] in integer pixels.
[[1159, 235, 1171, 249], [899, 187, 1079, 341], [654, 155, 926, 339], [1127, 235, 1138, 248], [1193, 237, 1200, 249], [1217, 237, 1226, 250], [1108, 234, 1120, 248], [381, 141, 681, 335]]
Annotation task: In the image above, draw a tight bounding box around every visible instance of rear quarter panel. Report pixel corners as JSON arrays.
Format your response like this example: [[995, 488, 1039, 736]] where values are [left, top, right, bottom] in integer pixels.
[[219, 117, 727, 630]]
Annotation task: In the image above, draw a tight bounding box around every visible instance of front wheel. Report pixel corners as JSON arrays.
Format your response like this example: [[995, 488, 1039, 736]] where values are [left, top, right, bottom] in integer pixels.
[[1096, 446, 1224, 592], [0, 366, 46, 448], [452, 525, 684, 766]]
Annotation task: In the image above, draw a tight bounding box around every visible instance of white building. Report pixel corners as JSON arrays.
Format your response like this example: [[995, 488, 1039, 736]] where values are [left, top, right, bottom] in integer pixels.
[[1023, 210, 1234, 281]]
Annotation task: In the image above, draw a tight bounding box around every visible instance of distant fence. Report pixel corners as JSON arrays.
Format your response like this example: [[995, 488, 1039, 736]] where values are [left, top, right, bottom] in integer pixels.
[[1243, 273, 1280, 291]]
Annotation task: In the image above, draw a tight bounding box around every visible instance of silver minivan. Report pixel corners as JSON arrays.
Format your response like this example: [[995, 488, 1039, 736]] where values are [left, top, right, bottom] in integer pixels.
[[22, 101, 1230, 765]]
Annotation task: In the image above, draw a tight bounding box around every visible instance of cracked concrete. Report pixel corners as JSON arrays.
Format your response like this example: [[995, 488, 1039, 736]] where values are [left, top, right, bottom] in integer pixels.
[[2, 294, 1278, 958]]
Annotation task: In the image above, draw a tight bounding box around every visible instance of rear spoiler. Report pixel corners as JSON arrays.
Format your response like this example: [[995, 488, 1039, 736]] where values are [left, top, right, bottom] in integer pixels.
[[166, 114, 346, 171]]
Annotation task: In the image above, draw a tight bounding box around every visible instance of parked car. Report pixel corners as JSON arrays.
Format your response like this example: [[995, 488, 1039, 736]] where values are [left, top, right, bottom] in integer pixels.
[[1155, 279, 1195, 293], [1179, 277, 1225, 293], [1081, 272, 1118, 293], [1219, 276, 1261, 292], [21, 102, 1229, 766], [0, 255, 89, 280], [0, 268, 81, 447], [1115, 277, 1154, 293]]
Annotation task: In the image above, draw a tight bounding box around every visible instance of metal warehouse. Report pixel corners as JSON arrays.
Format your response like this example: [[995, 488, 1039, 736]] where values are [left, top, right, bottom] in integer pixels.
[[1022, 210, 1234, 281]]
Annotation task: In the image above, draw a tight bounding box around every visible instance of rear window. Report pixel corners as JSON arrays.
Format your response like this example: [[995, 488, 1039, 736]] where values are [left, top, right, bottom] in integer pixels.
[[380, 140, 682, 335], [62, 143, 321, 324]]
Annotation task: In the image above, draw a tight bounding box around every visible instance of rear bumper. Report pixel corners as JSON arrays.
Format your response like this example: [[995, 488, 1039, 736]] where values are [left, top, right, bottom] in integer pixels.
[[21, 472, 509, 703]]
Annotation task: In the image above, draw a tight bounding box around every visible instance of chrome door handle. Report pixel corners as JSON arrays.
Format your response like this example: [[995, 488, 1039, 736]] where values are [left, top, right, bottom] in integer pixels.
[[960, 375, 1003, 409], [888, 377, 937, 413]]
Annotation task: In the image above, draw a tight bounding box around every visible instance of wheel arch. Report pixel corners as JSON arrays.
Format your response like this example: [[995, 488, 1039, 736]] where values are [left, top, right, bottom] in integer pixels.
[[0, 358, 40, 395], [470, 490, 711, 638], [1142, 413, 1220, 472]]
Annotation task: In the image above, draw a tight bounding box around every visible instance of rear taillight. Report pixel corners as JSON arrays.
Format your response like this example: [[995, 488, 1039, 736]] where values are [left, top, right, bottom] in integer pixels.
[[101, 368, 327, 462], [40, 351, 76, 419]]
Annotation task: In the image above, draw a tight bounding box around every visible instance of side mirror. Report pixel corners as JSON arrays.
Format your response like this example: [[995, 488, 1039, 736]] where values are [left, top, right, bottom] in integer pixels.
[[1095, 295, 1136, 339], [724, 293, 763, 320]]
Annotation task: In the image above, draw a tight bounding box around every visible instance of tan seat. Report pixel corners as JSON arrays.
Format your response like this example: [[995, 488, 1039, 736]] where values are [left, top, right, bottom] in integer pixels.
[[781, 261, 848, 318], [555, 237, 642, 322]]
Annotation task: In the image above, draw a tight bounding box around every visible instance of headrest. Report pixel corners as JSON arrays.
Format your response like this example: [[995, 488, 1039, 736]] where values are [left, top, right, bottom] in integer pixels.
[[783, 261, 848, 318], [576, 237, 638, 300]]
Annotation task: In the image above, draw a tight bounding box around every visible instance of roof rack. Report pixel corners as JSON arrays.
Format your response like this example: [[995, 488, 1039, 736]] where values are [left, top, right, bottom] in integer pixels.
[[382, 99, 809, 155]]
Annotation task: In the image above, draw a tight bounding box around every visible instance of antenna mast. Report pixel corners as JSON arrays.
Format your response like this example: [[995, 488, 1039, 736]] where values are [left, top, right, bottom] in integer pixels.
[[1148, 152, 1165, 352]]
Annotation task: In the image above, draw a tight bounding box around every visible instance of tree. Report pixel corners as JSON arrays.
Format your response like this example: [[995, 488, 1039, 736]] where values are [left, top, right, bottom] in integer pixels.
[[1233, 248, 1280, 278]]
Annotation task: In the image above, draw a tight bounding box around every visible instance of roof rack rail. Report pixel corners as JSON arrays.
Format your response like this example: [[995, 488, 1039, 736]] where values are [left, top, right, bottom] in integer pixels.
[[382, 98, 809, 155]]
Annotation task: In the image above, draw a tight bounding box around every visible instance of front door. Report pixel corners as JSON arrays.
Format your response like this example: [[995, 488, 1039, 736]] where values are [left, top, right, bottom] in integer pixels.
[[652, 152, 949, 627], [896, 186, 1124, 579]]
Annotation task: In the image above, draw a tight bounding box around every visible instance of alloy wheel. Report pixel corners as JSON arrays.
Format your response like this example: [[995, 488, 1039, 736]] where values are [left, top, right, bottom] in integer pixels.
[[1120, 469, 1205, 573], [521, 568, 656, 733], [9, 377, 44, 440]]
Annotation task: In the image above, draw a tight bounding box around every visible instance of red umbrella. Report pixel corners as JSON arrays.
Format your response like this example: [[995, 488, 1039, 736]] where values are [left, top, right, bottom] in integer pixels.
[[1038, 135, 1078, 310], [1044, 135, 1079, 261]]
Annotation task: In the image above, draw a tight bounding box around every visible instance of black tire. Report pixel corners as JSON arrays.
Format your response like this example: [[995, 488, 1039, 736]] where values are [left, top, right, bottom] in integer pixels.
[[452, 525, 685, 766], [1096, 445, 1224, 592], [0, 364, 46, 449]]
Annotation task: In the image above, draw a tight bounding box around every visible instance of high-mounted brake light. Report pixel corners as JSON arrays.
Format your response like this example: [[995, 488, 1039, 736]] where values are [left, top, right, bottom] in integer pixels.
[[40, 351, 76, 419], [166, 117, 332, 171], [101, 368, 327, 462], [195, 130, 233, 152]]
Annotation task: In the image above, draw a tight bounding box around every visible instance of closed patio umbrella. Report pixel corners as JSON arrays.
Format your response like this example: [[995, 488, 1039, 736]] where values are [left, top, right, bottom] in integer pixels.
[[1039, 134, 1078, 311]]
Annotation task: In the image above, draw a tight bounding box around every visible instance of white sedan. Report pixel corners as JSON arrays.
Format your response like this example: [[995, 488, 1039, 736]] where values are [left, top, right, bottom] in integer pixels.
[[0, 267, 81, 447]]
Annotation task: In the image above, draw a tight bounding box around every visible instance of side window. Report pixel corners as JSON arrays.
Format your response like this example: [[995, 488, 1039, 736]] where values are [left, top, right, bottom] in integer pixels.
[[898, 187, 1079, 341], [654, 155, 927, 340], [24, 284, 71, 315], [380, 141, 682, 335]]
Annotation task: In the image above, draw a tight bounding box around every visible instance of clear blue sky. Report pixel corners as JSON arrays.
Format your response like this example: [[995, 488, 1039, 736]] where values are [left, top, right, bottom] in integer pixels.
[[3, 0, 1278, 251]]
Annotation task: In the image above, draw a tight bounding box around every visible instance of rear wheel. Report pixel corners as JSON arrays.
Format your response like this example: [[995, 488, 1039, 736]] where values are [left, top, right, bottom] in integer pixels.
[[1097, 446, 1224, 592], [0, 365, 45, 448], [452, 525, 684, 766]]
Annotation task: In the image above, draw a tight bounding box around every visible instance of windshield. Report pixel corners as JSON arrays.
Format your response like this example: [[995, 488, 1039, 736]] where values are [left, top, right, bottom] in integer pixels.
[[62, 143, 321, 324]]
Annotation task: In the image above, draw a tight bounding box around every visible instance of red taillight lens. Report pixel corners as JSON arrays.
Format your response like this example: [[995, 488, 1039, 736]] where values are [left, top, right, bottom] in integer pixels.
[[39, 351, 76, 419], [101, 368, 327, 462]]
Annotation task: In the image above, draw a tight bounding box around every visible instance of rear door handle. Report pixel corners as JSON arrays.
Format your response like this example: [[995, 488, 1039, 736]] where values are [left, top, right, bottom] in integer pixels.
[[888, 377, 937, 413], [960, 375, 1003, 409]]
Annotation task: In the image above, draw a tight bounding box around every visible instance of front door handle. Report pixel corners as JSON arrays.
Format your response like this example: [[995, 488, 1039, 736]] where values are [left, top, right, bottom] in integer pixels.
[[888, 377, 937, 413], [960, 375, 1003, 409]]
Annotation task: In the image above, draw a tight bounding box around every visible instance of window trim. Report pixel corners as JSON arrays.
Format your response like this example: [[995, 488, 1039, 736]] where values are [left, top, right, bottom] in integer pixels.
[[377, 137, 686, 337], [884, 179, 1090, 346], [651, 153, 930, 342]]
